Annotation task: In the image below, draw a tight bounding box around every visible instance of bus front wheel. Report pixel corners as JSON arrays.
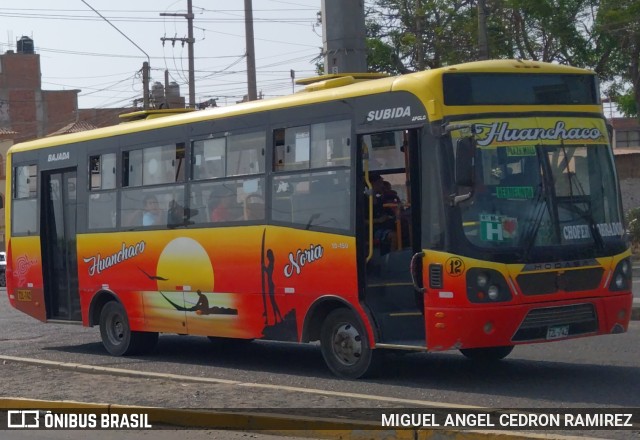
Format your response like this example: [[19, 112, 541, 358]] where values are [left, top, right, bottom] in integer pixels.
[[459, 345, 514, 361], [320, 309, 376, 379], [99, 301, 158, 356]]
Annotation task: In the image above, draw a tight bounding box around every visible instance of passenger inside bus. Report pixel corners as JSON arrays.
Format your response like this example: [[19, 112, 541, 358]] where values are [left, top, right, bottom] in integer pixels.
[[370, 174, 398, 253], [142, 195, 162, 226], [208, 192, 238, 222]]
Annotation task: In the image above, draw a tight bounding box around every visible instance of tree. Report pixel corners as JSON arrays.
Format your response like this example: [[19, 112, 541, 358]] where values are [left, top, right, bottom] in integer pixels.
[[366, 1, 617, 74], [363, 0, 636, 115], [596, 0, 640, 117], [366, 0, 477, 72]]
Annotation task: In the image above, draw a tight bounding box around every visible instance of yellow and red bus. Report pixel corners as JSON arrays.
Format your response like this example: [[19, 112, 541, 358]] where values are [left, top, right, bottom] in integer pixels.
[[5, 60, 633, 378]]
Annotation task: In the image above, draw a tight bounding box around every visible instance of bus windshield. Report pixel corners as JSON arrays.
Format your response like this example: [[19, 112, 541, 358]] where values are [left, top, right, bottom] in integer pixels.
[[460, 143, 624, 253]]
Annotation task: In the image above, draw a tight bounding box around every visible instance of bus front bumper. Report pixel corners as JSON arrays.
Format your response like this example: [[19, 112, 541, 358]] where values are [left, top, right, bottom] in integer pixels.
[[424, 293, 633, 351]]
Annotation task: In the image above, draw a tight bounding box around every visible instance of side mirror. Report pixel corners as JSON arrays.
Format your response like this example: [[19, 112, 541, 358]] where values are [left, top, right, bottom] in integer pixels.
[[455, 137, 475, 187]]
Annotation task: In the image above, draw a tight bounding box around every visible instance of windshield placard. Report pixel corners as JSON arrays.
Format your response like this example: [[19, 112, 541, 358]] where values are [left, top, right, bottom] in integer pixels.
[[496, 186, 534, 199], [562, 222, 624, 241], [473, 121, 604, 147]]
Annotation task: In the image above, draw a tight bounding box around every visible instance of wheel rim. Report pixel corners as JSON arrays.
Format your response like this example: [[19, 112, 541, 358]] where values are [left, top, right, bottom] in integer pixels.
[[330, 322, 363, 367], [107, 313, 125, 345]]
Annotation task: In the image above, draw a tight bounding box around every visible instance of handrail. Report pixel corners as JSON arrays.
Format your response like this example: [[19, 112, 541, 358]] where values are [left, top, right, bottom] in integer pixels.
[[362, 142, 374, 262]]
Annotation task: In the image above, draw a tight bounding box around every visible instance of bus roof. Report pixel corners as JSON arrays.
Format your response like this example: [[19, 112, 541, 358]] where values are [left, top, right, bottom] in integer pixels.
[[8, 59, 596, 155]]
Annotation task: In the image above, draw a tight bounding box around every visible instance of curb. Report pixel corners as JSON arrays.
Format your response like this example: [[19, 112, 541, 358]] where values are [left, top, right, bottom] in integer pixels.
[[0, 398, 602, 440]]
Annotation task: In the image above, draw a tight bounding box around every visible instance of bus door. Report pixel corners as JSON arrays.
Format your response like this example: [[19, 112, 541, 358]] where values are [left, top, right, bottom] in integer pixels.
[[41, 168, 81, 321], [359, 129, 425, 347]]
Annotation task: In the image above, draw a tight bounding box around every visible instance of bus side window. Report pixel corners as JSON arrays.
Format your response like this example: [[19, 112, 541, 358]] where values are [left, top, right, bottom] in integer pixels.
[[12, 164, 38, 235], [273, 170, 350, 231], [88, 153, 117, 229], [273, 126, 310, 171], [192, 138, 225, 180], [271, 119, 352, 230]]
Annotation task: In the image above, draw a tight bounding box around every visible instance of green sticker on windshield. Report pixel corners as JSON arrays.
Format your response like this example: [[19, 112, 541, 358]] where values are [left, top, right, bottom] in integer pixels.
[[496, 186, 534, 199], [506, 145, 536, 156]]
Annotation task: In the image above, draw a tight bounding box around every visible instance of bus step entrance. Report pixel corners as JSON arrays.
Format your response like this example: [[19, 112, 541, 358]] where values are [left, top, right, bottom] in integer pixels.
[[372, 307, 425, 345]]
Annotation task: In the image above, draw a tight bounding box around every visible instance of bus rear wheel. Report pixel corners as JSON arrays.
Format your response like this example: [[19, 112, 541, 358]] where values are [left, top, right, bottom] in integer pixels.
[[320, 308, 376, 379], [99, 301, 158, 356], [459, 345, 514, 361]]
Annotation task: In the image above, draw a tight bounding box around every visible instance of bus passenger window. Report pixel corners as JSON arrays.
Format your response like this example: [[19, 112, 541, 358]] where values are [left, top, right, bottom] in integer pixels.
[[208, 188, 238, 222], [227, 131, 265, 176], [14, 164, 37, 198], [310, 120, 351, 168], [120, 187, 185, 228], [12, 164, 38, 235], [273, 126, 310, 171], [123, 150, 142, 187], [274, 120, 351, 172], [88, 193, 116, 229], [192, 138, 225, 180], [88, 153, 117, 230], [123, 144, 185, 187], [272, 170, 350, 230], [90, 153, 116, 190]]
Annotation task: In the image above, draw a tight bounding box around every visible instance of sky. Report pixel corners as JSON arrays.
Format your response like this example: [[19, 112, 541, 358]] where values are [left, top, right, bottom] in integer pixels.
[[0, 0, 323, 109]]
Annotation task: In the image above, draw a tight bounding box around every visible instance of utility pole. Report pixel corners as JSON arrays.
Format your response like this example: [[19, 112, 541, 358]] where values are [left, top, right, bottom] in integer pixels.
[[244, 0, 258, 101], [477, 0, 489, 60], [321, 0, 367, 74], [160, 0, 195, 108], [142, 61, 150, 109]]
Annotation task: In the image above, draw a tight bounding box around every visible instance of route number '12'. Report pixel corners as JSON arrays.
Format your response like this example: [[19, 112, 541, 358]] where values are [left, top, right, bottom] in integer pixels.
[[445, 257, 465, 277]]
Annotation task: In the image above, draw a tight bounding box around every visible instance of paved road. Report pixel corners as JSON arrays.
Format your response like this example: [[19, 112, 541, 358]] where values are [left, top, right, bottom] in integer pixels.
[[1, 277, 639, 440], [1, 292, 638, 406]]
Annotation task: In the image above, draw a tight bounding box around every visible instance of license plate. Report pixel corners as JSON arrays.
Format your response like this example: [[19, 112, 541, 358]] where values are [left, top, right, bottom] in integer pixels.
[[17, 289, 32, 301], [546, 325, 569, 340]]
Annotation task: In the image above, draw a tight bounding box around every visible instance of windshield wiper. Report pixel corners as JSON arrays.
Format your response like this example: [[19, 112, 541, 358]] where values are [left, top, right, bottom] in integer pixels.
[[558, 142, 604, 251], [520, 145, 553, 262], [521, 182, 545, 262]]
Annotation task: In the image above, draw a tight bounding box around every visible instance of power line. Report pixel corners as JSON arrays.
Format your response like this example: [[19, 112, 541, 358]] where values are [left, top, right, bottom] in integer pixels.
[[81, 0, 151, 108]]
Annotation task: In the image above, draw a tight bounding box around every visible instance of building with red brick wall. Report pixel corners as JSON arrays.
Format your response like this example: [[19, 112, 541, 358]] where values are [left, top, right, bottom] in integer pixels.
[[0, 37, 133, 143], [0, 39, 79, 143]]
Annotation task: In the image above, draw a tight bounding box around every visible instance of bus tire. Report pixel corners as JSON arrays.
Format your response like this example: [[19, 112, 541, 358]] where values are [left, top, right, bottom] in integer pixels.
[[459, 345, 514, 361], [320, 308, 376, 379], [99, 301, 158, 356]]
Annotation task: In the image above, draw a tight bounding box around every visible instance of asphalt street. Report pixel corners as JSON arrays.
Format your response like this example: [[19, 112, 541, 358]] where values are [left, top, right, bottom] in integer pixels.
[[0, 259, 638, 439]]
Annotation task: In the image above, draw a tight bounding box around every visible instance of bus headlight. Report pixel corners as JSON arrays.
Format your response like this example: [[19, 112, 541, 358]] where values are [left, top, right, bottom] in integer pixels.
[[477, 273, 489, 288], [609, 258, 631, 292], [620, 260, 630, 277], [614, 273, 625, 290], [487, 285, 500, 300], [466, 268, 512, 303]]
